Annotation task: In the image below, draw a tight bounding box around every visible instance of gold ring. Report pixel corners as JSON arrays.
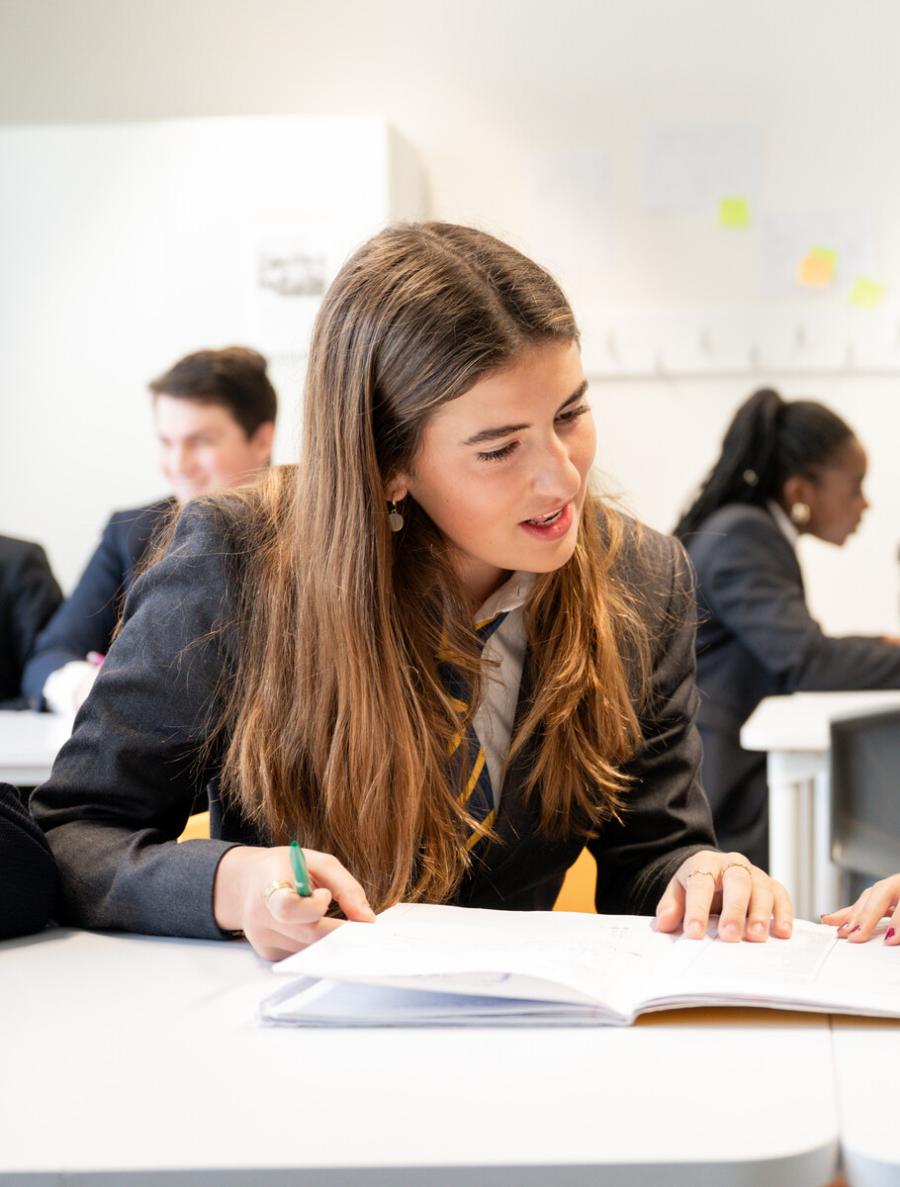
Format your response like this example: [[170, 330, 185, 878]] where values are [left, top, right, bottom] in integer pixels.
[[686, 869, 716, 883], [722, 862, 753, 879], [263, 879, 296, 905]]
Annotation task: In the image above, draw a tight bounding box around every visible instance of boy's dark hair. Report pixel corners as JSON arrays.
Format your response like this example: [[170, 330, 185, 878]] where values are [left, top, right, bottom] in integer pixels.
[[148, 347, 277, 437]]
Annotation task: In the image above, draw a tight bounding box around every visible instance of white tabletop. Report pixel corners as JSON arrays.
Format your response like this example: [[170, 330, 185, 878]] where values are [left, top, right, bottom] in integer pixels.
[[0, 929, 842, 1185], [741, 690, 900, 754], [0, 708, 71, 785]]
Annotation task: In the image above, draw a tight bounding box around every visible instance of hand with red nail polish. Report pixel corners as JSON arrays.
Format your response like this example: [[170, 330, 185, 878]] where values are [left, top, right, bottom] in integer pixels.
[[821, 873, 900, 945]]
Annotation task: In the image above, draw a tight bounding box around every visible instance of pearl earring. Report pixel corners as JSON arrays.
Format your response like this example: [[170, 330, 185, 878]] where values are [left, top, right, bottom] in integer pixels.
[[790, 501, 811, 526], [388, 500, 405, 533]]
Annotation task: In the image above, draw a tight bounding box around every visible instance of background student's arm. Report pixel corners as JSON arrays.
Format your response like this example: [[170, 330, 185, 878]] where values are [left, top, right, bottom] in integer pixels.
[[704, 517, 900, 690], [588, 531, 717, 914], [21, 516, 127, 708], [31, 504, 241, 938], [4, 541, 62, 684]]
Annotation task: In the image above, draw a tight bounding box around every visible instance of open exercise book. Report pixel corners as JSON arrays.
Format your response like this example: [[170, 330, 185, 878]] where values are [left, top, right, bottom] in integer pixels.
[[260, 902, 900, 1027]]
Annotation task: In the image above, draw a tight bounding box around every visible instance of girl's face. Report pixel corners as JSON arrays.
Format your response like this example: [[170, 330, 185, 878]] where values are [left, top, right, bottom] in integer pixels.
[[803, 436, 870, 546], [390, 339, 596, 606]]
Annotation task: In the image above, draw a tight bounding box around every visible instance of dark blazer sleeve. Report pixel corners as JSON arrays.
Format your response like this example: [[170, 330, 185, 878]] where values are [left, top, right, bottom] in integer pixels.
[[21, 515, 129, 707], [30, 504, 240, 939], [4, 540, 63, 669], [588, 531, 717, 913], [0, 782, 57, 939], [21, 503, 172, 709], [703, 515, 900, 691]]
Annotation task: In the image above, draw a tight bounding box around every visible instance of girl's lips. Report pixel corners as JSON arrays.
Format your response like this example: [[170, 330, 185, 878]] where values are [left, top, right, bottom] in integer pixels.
[[519, 501, 574, 541]]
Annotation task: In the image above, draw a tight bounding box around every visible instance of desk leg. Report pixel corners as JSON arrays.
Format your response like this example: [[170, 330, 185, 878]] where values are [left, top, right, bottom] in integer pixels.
[[767, 751, 825, 921], [812, 766, 845, 920]]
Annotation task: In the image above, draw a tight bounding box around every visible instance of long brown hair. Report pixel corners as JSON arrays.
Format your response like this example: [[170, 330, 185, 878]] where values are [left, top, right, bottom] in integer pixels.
[[210, 223, 650, 910]]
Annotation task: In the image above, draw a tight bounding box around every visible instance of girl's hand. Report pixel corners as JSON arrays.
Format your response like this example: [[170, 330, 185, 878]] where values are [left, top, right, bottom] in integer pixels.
[[213, 845, 376, 960], [820, 873, 900, 946], [655, 849, 793, 942]]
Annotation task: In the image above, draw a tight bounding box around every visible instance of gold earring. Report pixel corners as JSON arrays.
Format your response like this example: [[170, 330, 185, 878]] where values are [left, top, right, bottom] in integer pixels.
[[388, 500, 405, 533], [790, 501, 811, 526]]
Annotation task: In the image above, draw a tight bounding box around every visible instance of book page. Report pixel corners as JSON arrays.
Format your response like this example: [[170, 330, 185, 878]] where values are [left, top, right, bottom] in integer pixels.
[[642, 918, 900, 1017], [273, 903, 680, 1020], [272, 905, 900, 1025], [261, 976, 615, 1027]]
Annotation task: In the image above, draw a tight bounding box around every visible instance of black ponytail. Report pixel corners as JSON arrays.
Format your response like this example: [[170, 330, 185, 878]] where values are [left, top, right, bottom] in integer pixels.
[[673, 388, 855, 539]]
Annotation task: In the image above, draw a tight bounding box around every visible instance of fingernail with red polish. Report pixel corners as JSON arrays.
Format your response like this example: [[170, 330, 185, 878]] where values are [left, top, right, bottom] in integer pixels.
[[885, 928, 896, 943]]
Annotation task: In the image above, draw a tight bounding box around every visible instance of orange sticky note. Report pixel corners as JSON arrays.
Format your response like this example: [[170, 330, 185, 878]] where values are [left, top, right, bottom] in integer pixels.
[[798, 247, 837, 288]]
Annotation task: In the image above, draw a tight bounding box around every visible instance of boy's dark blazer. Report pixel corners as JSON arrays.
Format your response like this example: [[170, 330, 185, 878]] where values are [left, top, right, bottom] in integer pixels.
[[686, 503, 900, 866], [22, 499, 175, 708], [33, 497, 717, 938], [0, 535, 62, 706]]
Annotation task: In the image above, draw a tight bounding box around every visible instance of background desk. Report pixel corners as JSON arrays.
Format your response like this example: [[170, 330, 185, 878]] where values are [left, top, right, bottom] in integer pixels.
[[0, 708, 72, 786], [741, 690, 900, 922], [832, 1016, 900, 1187], [0, 929, 843, 1185]]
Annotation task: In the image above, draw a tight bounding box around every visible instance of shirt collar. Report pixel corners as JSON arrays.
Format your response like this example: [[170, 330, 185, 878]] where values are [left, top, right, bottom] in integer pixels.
[[767, 499, 800, 550], [475, 571, 536, 623]]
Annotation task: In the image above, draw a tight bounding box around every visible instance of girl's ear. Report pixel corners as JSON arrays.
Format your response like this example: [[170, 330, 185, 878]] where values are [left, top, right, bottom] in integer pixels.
[[384, 475, 410, 504], [782, 473, 814, 509]]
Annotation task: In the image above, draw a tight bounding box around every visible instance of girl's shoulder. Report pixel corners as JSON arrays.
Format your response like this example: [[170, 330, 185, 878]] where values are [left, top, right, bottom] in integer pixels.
[[165, 465, 297, 560], [599, 503, 689, 588]]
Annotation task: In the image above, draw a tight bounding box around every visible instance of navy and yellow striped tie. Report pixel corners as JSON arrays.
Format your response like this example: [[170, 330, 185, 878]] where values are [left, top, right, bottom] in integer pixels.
[[441, 610, 508, 849]]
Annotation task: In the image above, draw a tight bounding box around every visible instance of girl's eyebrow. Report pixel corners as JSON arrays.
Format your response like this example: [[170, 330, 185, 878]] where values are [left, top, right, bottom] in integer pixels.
[[459, 380, 588, 447]]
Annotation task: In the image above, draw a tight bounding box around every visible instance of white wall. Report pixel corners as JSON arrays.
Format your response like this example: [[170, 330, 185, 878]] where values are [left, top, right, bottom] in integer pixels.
[[0, 115, 422, 586], [1, 0, 899, 632]]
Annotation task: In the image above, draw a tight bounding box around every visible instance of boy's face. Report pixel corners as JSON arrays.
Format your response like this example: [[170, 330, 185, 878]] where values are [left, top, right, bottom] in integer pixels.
[[153, 395, 274, 503]]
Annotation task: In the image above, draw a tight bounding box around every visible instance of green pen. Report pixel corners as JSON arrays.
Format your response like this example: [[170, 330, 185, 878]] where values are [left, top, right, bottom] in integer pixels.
[[289, 840, 312, 897]]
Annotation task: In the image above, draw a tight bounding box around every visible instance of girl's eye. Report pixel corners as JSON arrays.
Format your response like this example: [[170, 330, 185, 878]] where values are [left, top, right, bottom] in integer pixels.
[[556, 403, 589, 425], [477, 441, 518, 463]]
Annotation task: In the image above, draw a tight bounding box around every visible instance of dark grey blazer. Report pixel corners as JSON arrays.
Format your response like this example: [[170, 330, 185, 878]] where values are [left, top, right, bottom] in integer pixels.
[[22, 499, 175, 709], [0, 535, 62, 707], [32, 501, 716, 939], [686, 503, 900, 866]]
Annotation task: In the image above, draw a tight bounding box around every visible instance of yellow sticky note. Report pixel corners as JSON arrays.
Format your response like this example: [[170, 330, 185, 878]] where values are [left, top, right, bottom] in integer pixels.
[[798, 247, 837, 288], [849, 277, 886, 307], [719, 197, 750, 228]]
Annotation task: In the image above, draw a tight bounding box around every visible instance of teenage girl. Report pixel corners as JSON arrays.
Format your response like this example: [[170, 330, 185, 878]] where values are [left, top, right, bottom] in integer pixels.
[[675, 390, 900, 869], [33, 225, 791, 956]]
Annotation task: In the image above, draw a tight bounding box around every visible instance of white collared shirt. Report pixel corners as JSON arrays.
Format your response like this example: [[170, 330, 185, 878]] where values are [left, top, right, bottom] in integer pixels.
[[471, 571, 536, 807], [767, 499, 800, 551]]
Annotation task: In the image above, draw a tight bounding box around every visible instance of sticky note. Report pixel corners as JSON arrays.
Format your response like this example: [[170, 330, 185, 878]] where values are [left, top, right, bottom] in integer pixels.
[[849, 277, 886, 307], [798, 247, 837, 288], [719, 197, 750, 228]]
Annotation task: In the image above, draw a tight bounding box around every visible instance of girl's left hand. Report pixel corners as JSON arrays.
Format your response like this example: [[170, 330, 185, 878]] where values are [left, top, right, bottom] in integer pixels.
[[655, 850, 793, 942], [820, 873, 900, 945]]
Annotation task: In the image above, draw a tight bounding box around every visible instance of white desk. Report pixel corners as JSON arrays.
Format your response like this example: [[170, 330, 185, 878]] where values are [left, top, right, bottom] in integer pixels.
[[0, 929, 842, 1185], [832, 1016, 900, 1187], [741, 690, 900, 922], [0, 708, 72, 785]]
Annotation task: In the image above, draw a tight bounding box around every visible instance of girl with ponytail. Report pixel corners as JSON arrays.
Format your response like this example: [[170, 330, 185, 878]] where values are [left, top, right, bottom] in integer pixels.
[[675, 388, 900, 869], [35, 225, 791, 953]]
